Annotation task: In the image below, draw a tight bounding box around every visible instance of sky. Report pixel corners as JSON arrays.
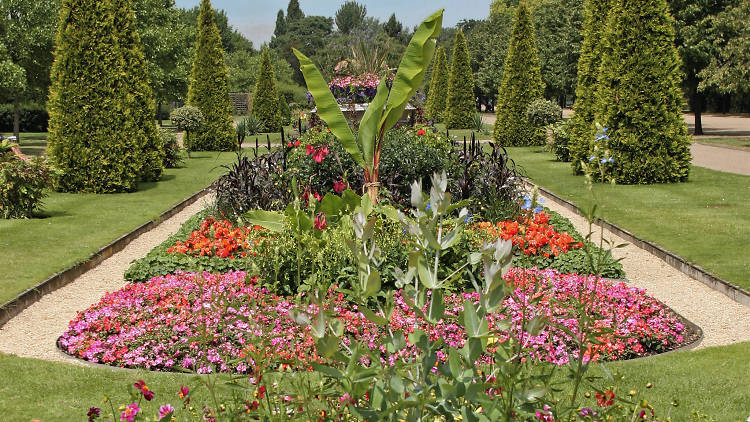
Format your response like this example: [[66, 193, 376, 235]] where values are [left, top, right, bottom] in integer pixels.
[[173, 0, 491, 47]]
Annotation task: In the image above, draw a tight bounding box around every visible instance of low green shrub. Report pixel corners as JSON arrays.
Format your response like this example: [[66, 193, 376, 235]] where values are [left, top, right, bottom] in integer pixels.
[[158, 128, 184, 168], [526, 98, 562, 127], [0, 156, 54, 219], [548, 119, 573, 162]]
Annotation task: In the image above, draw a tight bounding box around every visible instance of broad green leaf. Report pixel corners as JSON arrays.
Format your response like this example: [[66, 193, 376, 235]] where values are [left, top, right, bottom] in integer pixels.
[[292, 48, 363, 167], [380, 10, 443, 133], [358, 78, 390, 171], [319, 193, 345, 220], [311, 363, 343, 379], [427, 289, 444, 322], [364, 270, 381, 297], [242, 209, 285, 232]]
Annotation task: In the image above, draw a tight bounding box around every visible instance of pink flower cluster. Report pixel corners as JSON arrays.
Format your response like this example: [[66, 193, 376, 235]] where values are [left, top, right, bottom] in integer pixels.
[[60, 269, 685, 373], [328, 73, 391, 103]]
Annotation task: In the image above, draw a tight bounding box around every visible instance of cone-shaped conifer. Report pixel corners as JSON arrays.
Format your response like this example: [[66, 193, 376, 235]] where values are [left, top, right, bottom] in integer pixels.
[[251, 47, 282, 132], [425, 45, 448, 122], [445, 29, 476, 129], [186, 0, 235, 151]]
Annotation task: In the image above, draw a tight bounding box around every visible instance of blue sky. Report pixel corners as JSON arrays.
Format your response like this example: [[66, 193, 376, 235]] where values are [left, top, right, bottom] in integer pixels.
[[174, 1, 491, 47]]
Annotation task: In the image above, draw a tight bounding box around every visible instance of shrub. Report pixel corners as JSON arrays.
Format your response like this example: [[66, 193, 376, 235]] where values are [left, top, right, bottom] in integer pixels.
[[158, 128, 184, 168], [594, 0, 692, 184], [47, 0, 147, 193], [0, 103, 48, 132], [186, 0, 236, 151], [169, 106, 204, 155], [251, 47, 283, 132], [526, 98, 562, 127], [0, 157, 54, 219], [215, 150, 290, 219], [424, 45, 448, 122], [444, 29, 476, 129], [548, 118, 573, 162], [493, 1, 545, 146]]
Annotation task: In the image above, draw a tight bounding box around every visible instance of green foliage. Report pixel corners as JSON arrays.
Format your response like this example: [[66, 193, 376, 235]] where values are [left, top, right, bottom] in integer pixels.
[[493, 1, 545, 146], [384, 13, 403, 38], [226, 49, 294, 93], [569, 0, 610, 174], [47, 0, 147, 192], [526, 98, 562, 127], [286, 0, 304, 23], [158, 128, 184, 168], [335, 1, 367, 34], [444, 29, 475, 129], [0, 157, 54, 219], [424, 45, 448, 122], [114, 0, 163, 182], [271, 15, 333, 85], [170, 105, 204, 156], [533, 0, 584, 101], [186, 0, 235, 151], [274, 9, 286, 37], [548, 119, 573, 162], [594, 0, 692, 184], [0, 102, 48, 132], [251, 47, 282, 132], [698, 0, 750, 95]]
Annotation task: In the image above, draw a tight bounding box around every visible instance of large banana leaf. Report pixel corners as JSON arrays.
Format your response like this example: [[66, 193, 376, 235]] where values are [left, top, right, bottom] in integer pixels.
[[357, 78, 390, 175], [293, 48, 364, 167], [379, 10, 443, 134]]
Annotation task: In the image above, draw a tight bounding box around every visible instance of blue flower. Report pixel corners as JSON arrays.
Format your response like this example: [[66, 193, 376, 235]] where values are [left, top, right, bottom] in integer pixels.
[[533, 206, 543, 214], [608, 157, 614, 163], [425, 203, 431, 211], [521, 195, 532, 210], [600, 158, 607, 164], [595, 134, 609, 142], [538, 198, 545, 204], [589, 155, 596, 162], [464, 213, 473, 224], [602, 127, 608, 132]]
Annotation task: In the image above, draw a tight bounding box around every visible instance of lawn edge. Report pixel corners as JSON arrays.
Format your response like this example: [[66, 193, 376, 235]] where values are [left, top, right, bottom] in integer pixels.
[[0, 184, 215, 329], [532, 182, 750, 308]]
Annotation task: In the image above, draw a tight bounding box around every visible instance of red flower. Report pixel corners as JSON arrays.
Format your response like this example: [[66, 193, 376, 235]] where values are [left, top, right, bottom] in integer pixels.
[[305, 144, 315, 155], [596, 389, 615, 407], [294, 140, 301, 147], [134, 379, 154, 401], [333, 179, 347, 194], [312, 145, 329, 163], [314, 213, 327, 230], [417, 129, 426, 136], [178, 385, 190, 404], [287, 142, 293, 147]]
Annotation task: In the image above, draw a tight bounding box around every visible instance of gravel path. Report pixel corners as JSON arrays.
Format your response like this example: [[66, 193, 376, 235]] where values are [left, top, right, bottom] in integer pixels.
[[0, 194, 214, 364], [1, 187, 748, 366], [539, 194, 750, 349]]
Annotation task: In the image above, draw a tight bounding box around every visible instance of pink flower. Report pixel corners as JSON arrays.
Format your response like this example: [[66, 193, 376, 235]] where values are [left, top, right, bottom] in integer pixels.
[[120, 403, 140, 422], [333, 179, 347, 194], [158, 404, 175, 420], [305, 144, 314, 156], [312, 145, 329, 163], [178, 386, 190, 404], [134, 379, 154, 401], [314, 213, 327, 230]]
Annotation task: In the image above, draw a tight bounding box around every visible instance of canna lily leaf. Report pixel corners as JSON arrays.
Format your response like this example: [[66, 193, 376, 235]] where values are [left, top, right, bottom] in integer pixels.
[[358, 78, 390, 173], [242, 209, 285, 232]]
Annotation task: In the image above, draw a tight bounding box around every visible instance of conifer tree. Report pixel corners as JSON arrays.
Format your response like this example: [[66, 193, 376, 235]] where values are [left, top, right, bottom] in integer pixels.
[[493, 1, 544, 146], [286, 0, 304, 23], [425, 45, 448, 122], [445, 29, 475, 129], [251, 47, 282, 132], [593, 0, 691, 184], [113, 0, 163, 182], [274, 10, 286, 37], [47, 0, 143, 192], [186, 0, 235, 151], [568, 0, 610, 173]]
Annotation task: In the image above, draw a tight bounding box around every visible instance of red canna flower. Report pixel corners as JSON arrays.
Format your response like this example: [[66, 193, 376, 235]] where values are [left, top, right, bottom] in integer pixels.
[[312, 145, 329, 163], [305, 144, 315, 156], [417, 129, 426, 136], [314, 213, 327, 230], [333, 179, 347, 194]]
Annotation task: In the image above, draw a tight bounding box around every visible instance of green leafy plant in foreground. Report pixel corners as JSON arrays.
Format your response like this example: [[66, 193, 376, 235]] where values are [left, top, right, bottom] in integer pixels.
[[293, 10, 443, 204]]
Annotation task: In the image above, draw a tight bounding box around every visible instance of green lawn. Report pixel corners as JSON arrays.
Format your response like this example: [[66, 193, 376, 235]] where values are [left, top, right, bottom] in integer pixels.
[[434, 122, 492, 141], [0, 150, 243, 305], [694, 136, 750, 151], [506, 146, 750, 291], [1, 342, 748, 421]]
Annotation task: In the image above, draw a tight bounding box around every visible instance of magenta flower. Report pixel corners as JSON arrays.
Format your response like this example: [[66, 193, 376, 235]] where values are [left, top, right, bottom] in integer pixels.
[[158, 404, 175, 420], [87, 407, 100, 421], [120, 403, 140, 422], [134, 379, 154, 401]]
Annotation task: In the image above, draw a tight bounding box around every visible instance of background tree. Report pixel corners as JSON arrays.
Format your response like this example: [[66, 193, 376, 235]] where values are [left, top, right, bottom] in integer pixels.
[[699, 0, 749, 96], [383, 13, 402, 38], [594, 0, 691, 184], [444, 29, 475, 129], [286, 0, 304, 23], [493, 1, 544, 146], [274, 10, 286, 37], [335, 1, 367, 34], [568, 0, 609, 173], [251, 47, 282, 132], [0, 42, 26, 121], [47, 0, 144, 192], [425, 46, 448, 122], [464, 12, 514, 113], [114, 0, 163, 182], [0, 0, 58, 140], [271, 15, 334, 85], [186, 0, 235, 151]]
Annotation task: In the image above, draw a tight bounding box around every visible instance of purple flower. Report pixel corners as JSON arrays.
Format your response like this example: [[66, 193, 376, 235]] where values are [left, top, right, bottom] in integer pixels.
[[158, 404, 175, 420]]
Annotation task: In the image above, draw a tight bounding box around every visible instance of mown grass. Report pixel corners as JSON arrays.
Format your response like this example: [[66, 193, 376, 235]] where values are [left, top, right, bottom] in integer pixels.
[[0, 150, 245, 305], [694, 136, 750, 151], [506, 146, 750, 291], [1, 342, 748, 421], [433, 122, 492, 141]]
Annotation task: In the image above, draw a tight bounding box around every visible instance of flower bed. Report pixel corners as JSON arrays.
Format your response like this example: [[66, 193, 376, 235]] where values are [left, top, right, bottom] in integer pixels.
[[60, 269, 687, 373], [327, 73, 390, 104]]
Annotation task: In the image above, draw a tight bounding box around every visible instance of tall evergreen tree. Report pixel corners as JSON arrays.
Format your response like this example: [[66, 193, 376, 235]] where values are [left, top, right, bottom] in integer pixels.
[[113, 0, 163, 182], [335, 1, 367, 34], [384, 13, 402, 38], [425, 45, 448, 122], [47, 0, 143, 192], [444, 29, 475, 129], [568, 0, 610, 173], [493, 1, 545, 146], [286, 0, 304, 23], [251, 47, 282, 132], [186, 0, 235, 151], [594, 0, 691, 184], [274, 10, 286, 37]]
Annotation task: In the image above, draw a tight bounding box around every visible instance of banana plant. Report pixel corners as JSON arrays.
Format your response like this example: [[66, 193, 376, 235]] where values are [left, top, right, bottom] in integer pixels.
[[293, 9, 443, 204]]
